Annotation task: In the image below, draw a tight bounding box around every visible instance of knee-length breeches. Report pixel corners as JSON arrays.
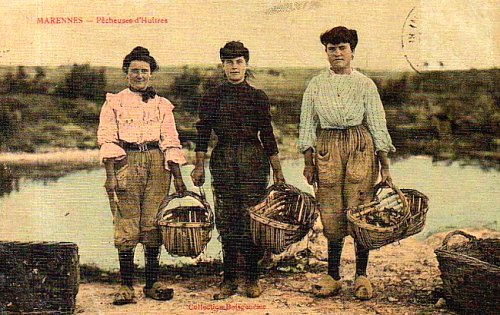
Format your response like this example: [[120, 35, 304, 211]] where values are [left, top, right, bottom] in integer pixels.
[[315, 125, 379, 242], [108, 149, 170, 250]]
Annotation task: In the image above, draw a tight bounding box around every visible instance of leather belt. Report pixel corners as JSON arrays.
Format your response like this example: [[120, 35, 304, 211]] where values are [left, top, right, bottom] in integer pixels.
[[121, 141, 160, 152], [322, 124, 362, 131]]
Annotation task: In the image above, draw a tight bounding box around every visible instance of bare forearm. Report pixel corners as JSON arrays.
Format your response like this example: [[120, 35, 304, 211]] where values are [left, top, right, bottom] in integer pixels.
[[103, 158, 115, 177], [302, 148, 316, 185], [168, 161, 183, 179], [269, 154, 282, 173], [191, 152, 206, 187], [377, 151, 390, 169], [303, 148, 314, 167], [194, 152, 206, 167]]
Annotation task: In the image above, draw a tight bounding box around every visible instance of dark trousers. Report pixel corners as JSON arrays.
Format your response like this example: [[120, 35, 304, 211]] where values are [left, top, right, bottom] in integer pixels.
[[210, 142, 269, 281]]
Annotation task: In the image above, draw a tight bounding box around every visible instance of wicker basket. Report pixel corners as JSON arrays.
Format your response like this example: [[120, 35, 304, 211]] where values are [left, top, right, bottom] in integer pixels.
[[0, 241, 79, 314], [401, 189, 429, 237], [435, 230, 500, 315], [248, 184, 318, 255], [347, 182, 411, 250], [156, 191, 214, 258]]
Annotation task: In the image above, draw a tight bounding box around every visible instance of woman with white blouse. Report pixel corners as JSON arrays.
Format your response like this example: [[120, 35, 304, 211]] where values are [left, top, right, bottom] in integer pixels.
[[298, 26, 395, 300]]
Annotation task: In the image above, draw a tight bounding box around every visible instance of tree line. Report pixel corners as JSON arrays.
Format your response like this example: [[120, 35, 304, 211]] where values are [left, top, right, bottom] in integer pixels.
[[0, 65, 498, 161]]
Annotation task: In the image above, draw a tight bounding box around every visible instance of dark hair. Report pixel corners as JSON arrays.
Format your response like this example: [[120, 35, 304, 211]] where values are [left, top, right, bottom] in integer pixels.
[[122, 46, 158, 73], [320, 26, 358, 51], [219, 41, 250, 62]]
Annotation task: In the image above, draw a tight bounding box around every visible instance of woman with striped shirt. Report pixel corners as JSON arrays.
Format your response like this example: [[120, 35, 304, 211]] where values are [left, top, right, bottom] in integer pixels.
[[298, 26, 395, 300]]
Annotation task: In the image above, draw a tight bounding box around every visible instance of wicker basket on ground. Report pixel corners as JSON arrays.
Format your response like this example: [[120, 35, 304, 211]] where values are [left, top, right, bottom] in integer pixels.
[[156, 190, 213, 258], [0, 241, 79, 314], [248, 184, 318, 255], [347, 182, 411, 250], [435, 230, 500, 315]]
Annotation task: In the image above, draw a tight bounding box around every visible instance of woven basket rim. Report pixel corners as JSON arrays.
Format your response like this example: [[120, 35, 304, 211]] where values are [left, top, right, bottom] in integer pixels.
[[159, 221, 213, 228], [157, 208, 213, 225], [347, 183, 413, 232], [400, 188, 428, 198], [249, 211, 306, 232], [435, 230, 500, 272], [435, 247, 500, 272], [156, 191, 214, 227], [248, 183, 318, 226], [401, 189, 430, 210], [347, 209, 410, 232]]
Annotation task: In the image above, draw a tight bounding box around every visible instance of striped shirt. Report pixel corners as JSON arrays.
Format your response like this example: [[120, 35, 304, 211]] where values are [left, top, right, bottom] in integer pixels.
[[298, 68, 395, 153]]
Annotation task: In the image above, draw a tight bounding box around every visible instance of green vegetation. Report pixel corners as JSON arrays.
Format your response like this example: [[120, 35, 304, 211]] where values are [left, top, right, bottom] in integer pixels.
[[0, 65, 498, 167]]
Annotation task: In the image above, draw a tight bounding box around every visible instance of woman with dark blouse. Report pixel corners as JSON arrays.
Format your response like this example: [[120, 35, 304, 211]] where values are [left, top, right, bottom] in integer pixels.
[[191, 41, 285, 299]]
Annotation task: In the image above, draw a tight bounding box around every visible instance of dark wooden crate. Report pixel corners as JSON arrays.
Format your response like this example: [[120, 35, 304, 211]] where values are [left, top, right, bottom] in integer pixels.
[[0, 241, 79, 314]]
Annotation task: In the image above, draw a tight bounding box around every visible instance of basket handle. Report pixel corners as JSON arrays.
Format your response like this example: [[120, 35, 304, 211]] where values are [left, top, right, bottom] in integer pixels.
[[373, 181, 408, 211], [267, 183, 300, 194], [441, 230, 477, 247], [159, 190, 206, 208], [199, 186, 207, 202], [373, 181, 389, 197], [157, 190, 213, 221]]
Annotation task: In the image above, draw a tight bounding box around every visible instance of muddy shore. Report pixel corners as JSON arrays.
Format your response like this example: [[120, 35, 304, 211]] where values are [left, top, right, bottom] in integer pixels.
[[74, 229, 499, 315]]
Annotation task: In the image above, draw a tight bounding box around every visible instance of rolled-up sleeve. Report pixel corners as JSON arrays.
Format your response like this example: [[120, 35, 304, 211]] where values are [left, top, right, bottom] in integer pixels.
[[158, 97, 186, 169], [298, 79, 319, 153], [364, 80, 396, 153], [256, 90, 279, 156], [97, 94, 126, 161]]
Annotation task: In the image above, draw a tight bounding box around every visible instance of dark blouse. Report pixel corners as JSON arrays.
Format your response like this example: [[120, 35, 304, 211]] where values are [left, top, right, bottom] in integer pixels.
[[195, 81, 279, 156]]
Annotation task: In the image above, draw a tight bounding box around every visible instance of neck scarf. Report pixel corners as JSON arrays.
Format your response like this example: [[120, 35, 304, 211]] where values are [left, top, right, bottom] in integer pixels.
[[129, 86, 156, 103]]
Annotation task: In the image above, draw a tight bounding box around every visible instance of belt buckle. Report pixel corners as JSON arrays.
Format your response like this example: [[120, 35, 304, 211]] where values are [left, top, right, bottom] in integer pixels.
[[138, 143, 148, 152]]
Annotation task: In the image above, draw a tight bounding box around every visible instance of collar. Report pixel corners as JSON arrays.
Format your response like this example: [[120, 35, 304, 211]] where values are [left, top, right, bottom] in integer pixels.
[[223, 79, 249, 87], [328, 67, 355, 77], [128, 86, 157, 103]]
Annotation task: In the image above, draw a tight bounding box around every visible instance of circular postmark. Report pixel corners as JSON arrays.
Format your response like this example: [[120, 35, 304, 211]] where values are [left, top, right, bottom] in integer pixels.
[[401, 6, 423, 73], [401, 3, 494, 72], [401, 6, 448, 72]]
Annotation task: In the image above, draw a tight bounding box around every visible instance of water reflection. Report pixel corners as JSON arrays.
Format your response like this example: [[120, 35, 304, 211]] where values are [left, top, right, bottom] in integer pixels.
[[0, 164, 100, 196], [0, 165, 20, 197], [1, 145, 499, 198], [0, 156, 498, 270], [390, 136, 500, 172]]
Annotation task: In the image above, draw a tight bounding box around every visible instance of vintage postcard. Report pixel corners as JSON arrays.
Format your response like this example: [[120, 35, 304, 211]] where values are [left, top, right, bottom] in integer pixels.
[[0, 0, 498, 314]]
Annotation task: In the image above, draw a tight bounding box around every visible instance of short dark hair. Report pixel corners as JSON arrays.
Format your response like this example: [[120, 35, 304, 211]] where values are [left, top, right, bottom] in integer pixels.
[[320, 26, 358, 51], [219, 41, 250, 62], [122, 46, 158, 73]]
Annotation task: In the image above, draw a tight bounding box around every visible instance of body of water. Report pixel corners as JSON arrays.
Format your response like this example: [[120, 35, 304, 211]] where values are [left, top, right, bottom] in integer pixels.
[[0, 156, 498, 270]]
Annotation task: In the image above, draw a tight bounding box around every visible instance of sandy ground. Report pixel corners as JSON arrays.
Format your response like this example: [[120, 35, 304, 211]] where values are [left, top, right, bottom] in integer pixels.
[[74, 229, 499, 315]]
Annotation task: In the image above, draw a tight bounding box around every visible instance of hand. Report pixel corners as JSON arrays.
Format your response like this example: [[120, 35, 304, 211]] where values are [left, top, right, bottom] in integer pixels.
[[379, 167, 393, 187], [273, 169, 286, 185], [190, 164, 205, 187], [174, 177, 187, 193], [303, 165, 317, 186], [104, 174, 117, 196]]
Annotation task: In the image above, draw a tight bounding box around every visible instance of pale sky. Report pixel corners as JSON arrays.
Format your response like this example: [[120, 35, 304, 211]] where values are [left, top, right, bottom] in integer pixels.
[[1, 0, 498, 71]]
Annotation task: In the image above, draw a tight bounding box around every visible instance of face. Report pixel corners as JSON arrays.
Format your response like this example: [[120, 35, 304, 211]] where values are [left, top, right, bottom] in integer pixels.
[[127, 60, 151, 90], [326, 42, 353, 74], [222, 56, 247, 84]]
